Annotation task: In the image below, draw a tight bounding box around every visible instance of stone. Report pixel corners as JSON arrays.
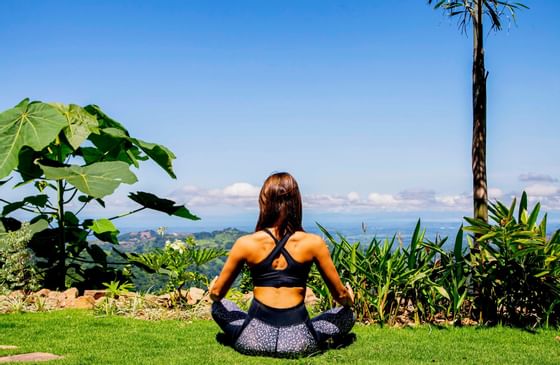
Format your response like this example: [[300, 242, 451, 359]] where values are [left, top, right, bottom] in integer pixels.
[[47, 291, 60, 299], [304, 287, 319, 306], [144, 294, 158, 303], [67, 296, 95, 309], [0, 346, 17, 350], [45, 297, 60, 309], [83, 290, 106, 300], [0, 352, 63, 363], [63, 288, 78, 300], [187, 287, 204, 305], [35, 289, 50, 297], [8, 290, 24, 299]]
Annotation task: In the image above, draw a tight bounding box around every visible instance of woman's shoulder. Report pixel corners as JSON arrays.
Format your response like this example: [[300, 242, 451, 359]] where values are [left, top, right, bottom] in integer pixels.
[[231, 231, 268, 249], [293, 231, 323, 241], [292, 231, 326, 250]]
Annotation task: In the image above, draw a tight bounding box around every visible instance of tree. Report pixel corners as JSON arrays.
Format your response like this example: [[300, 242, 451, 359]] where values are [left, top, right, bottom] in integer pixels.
[[0, 99, 199, 290], [428, 0, 528, 222]]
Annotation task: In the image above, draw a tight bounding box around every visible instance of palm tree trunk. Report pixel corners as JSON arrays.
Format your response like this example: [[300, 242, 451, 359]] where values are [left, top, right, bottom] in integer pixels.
[[472, 0, 488, 223]]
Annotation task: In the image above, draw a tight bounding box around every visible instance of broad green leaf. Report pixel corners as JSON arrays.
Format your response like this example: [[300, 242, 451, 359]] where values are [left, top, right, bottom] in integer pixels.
[[94, 230, 119, 245], [2, 201, 25, 216], [91, 218, 117, 234], [29, 218, 48, 235], [132, 138, 177, 178], [102, 127, 129, 139], [16, 147, 43, 183], [86, 244, 107, 265], [83, 104, 128, 132], [51, 103, 99, 150], [96, 127, 176, 178], [39, 161, 137, 198], [128, 191, 200, 220], [0, 99, 66, 178], [24, 194, 49, 207], [0, 217, 21, 234], [79, 147, 105, 164]]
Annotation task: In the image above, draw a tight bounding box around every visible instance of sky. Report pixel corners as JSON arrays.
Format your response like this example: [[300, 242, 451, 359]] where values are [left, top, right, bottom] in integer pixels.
[[1, 0, 559, 230]]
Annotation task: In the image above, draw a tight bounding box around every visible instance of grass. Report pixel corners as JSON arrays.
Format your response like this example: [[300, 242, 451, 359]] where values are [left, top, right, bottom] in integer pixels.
[[1, 310, 559, 364]]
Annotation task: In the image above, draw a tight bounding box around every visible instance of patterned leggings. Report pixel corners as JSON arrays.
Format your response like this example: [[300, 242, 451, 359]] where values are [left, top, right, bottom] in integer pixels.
[[211, 298, 355, 358]]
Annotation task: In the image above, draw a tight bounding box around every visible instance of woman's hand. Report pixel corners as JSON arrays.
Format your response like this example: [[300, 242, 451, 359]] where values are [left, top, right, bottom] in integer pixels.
[[345, 282, 354, 302], [208, 276, 218, 292], [344, 282, 355, 308], [208, 276, 220, 302]]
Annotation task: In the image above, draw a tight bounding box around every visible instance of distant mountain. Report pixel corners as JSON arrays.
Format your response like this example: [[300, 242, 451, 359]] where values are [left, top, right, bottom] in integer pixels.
[[106, 227, 247, 253], [94, 228, 247, 292]]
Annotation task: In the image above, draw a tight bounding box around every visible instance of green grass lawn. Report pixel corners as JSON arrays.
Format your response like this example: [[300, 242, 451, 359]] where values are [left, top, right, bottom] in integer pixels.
[[1, 310, 559, 364]]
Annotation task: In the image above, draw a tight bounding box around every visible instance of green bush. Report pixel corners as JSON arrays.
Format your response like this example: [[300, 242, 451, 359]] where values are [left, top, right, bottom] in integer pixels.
[[464, 192, 560, 327], [0, 222, 40, 293], [311, 192, 560, 328], [122, 236, 227, 306]]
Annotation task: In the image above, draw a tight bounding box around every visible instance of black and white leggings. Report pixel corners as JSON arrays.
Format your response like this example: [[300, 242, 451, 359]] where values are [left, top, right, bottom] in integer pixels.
[[211, 298, 355, 358]]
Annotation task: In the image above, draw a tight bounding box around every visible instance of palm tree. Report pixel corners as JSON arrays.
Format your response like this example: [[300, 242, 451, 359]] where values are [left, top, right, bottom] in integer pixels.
[[427, 0, 528, 223]]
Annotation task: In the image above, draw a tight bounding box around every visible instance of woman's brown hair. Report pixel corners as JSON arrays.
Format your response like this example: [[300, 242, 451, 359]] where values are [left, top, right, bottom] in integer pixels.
[[255, 172, 304, 237]]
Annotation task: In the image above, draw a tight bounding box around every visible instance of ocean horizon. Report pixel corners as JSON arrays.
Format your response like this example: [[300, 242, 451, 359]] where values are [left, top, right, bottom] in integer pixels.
[[117, 218, 560, 250]]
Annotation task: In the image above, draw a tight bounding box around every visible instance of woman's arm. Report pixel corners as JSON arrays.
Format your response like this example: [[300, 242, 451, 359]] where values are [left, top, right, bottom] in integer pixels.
[[312, 237, 354, 307], [209, 238, 246, 302]]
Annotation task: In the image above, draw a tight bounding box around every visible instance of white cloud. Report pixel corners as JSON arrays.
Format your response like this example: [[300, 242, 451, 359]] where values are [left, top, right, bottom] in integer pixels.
[[367, 193, 399, 206], [172, 182, 261, 209], [524, 183, 559, 197], [519, 173, 558, 183], [347, 192, 360, 202], [166, 182, 560, 214], [223, 182, 260, 198], [488, 188, 504, 199]]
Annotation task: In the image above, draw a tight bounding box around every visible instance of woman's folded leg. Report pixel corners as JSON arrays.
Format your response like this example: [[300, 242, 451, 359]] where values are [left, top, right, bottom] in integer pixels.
[[311, 306, 355, 343], [211, 299, 247, 342]]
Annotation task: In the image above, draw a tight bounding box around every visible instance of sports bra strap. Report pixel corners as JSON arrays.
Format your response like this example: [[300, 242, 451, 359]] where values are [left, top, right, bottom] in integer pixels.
[[262, 229, 292, 264], [263, 228, 278, 243]]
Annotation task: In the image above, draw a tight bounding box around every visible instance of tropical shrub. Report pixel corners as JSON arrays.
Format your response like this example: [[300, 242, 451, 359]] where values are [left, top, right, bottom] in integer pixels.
[[122, 236, 227, 306], [464, 192, 560, 327], [311, 193, 560, 328], [309, 221, 450, 324], [0, 222, 40, 293], [0, 99, 199, 290]]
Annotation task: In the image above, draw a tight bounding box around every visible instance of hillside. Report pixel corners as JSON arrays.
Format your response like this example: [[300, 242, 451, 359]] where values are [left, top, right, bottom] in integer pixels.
[[96, 228, 247, 292]]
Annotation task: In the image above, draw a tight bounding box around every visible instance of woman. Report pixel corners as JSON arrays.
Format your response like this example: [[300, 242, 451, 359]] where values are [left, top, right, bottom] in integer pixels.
[[209, 172, 355, 358]]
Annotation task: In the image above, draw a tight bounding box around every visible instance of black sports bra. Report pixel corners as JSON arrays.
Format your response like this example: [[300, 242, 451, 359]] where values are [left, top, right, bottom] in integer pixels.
[[250, 229, 312, 288]]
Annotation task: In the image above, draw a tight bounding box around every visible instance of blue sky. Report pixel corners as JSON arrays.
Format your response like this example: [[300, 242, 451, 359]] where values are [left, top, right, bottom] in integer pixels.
[[1, 0, 559, 229]]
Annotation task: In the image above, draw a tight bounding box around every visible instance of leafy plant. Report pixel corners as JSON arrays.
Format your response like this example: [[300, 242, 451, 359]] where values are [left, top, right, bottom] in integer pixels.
[[0, 99, 199, 290], [311, 220, 449, 325], [0, 222, 40, 292], [103, 280, 134, 299], [122, 236, 226, 306], [96, 280, 135, 316], [464, 192, 560, 326]]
